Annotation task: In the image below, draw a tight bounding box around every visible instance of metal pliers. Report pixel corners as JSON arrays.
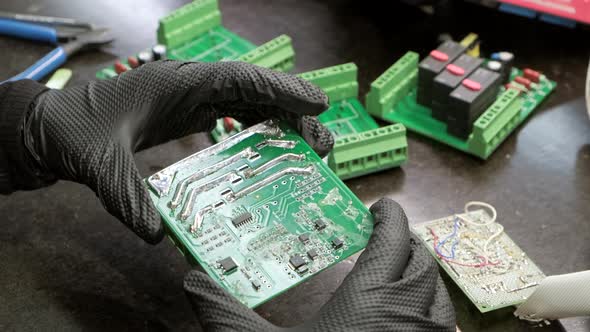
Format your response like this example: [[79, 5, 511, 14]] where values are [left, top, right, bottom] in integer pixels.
[[0, 12, 113, 82]]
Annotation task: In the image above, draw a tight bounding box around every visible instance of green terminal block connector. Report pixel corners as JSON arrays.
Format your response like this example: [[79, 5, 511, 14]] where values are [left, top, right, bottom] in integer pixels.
[[469, 89, 522, 158], [329, 124, 407, 179], [298, 62, 358, 101], [298, 63, 408, 180], [366, 51, 556, 159], [238, 35, 295, 72], [96, 0, 294, 79], [157, 0, 221, 48], [366, 51, 419, 118]]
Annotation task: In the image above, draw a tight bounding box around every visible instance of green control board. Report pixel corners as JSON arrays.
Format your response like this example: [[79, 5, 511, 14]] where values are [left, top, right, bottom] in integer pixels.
[[213, 63, 408, 180], [412, 208, 545, 312], [366, 51, 556, 159], [97, 0, 294, 79], [300, 64, 407, 179], [146, 120, 373, 308]]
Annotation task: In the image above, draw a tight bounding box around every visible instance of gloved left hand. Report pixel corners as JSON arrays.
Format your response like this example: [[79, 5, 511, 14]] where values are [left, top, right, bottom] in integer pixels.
[[0, 61, 333, 244]]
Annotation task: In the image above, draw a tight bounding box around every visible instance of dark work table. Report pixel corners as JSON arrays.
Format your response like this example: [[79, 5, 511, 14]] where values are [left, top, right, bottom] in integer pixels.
[[0, 1, 589, 331]]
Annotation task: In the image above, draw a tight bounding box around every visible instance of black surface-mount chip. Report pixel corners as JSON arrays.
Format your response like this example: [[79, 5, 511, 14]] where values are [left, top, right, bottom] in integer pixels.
[[298, 233, 310, 243], [331, 237, 344, 249], [289, 254, 306, 269], [232, 212, 253, 228], [219, 257, 238, 274], [314, 219, 327, 230], [307, 249, 319, 260]]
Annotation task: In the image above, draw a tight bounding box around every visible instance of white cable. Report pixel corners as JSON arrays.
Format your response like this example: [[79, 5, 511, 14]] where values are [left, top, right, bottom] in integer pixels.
[[456, 201, 503, 265]]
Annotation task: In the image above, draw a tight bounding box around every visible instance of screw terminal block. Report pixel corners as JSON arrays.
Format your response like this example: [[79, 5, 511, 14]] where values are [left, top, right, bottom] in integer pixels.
[[328, 124, 407, 180], [237, 35, 295, 72], [366, 51, 419, 118], [469, 88, 522, 158], [157, 0, 222, 48], [297, 63, 358, 102]]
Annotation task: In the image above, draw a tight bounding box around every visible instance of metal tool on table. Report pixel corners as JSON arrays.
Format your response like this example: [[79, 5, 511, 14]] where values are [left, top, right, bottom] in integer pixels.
[[0, 12, 113, 83]]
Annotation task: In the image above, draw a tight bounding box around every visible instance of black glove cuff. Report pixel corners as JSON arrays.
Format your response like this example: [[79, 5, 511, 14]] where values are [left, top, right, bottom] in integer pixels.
[[0, 80, 56, 192]]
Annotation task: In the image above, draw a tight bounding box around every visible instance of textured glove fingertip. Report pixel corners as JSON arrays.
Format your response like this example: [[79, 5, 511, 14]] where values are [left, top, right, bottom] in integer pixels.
[[136, 203, 165, 244], [94, 145, 165, 245], [298, 116, 334, 158]]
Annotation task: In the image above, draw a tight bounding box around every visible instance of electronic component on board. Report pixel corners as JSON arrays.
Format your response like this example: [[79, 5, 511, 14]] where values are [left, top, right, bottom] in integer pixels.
[[331, 237, 344, 249], [307, 249, 319, 260], [219, 257, 238, 274], [491, 51, 514, 83], [137, 51, 153, 65], [114, 61, 128, 75], [298, 233, 310, 244], [146, 120, 373, 308], [314, 219, 327, 231], [417, 41, 466, 107], [431, 54, 483, 121], [232, 212, 253, 228], [127, 56, 140, 69], [447, 68, 501, 138], [412, 202, 545, 313], [152, 44, 167, 60]]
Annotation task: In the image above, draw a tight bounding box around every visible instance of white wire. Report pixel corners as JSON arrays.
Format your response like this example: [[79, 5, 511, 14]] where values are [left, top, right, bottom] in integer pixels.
[[457, 201, 503, 265]]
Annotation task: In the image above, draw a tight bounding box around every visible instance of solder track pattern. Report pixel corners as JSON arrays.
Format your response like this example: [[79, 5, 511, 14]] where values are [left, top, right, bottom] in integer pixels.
[[380, 68, 556, 158], [96, 26, 256, 79], [412, 210, 545, 313], [147, 122, 373, 308]]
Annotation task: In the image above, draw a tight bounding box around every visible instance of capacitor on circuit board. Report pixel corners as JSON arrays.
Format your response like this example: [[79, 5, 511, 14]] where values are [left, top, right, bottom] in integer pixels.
[[137, 51, 153, 65], [152, 44, 167, 60]]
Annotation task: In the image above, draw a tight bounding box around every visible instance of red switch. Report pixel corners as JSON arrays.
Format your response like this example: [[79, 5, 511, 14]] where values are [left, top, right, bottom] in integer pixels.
[[430, 50, 449, 62], [462, 79, 481, 91], [446, 64, 465, 76]]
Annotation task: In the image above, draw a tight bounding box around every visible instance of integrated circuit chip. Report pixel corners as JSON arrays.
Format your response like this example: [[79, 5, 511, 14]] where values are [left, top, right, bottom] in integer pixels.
[[232, 212, 253, 228], [314, 219, 327, 230], [289, 254, 306, 269], [307, 249, 319, 260], [331, 237, 344, 249], [219, 257, 238, 274], [298, 233, 310, 243]]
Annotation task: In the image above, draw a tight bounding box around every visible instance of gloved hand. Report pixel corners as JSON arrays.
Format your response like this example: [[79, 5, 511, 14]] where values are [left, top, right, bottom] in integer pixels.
[[0, 61, 333, 244], [184, 198, 456, 331]]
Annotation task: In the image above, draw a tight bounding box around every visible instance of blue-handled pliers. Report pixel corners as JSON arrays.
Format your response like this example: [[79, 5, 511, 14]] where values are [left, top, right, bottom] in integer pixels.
[[0, 13, 113, 83]]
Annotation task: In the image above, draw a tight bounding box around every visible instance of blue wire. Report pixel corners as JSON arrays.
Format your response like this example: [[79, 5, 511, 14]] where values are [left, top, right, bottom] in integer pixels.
[[436, 217, 460, 259]]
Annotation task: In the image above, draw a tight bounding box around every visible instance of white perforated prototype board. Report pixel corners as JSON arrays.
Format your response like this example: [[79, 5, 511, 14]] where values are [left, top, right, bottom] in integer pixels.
[[412, 209, 545, 312]]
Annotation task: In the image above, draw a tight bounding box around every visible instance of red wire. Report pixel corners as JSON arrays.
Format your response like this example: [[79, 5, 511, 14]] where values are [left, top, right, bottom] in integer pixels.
[[429, 228, 500, 268]]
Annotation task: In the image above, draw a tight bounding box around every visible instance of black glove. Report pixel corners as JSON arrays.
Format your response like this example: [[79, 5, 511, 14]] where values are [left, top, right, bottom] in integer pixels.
[[184, 198, 456, 331], [0, 61, 333, 244]]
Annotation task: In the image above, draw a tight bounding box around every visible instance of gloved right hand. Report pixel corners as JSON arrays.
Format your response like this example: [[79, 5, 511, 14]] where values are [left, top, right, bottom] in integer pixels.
[[184, 198, 456, 331]]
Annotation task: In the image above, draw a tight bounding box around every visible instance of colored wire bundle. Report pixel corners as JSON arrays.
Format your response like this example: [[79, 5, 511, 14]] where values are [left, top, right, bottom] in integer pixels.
[[431, 201, 503, 268]]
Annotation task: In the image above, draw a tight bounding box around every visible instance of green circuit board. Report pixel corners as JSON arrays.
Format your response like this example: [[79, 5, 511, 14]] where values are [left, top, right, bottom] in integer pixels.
[[367, 51, 556, 159], [317, 98, 379, 136], [146, 120, 373, 308], [212, 63, 408, 180], [412, 209, 545, 312], [96, 0, 294, 79], [96, 27, 256, 79]]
